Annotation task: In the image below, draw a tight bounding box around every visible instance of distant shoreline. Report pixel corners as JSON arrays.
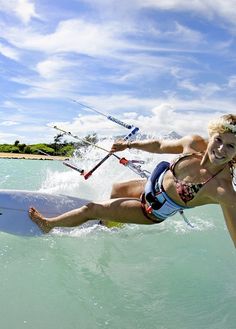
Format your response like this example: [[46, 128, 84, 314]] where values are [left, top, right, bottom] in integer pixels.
[[0, 152, 69, 161]]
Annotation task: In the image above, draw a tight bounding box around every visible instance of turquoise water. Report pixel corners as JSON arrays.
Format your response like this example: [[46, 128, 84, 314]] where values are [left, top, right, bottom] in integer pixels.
[[0, 157, 235, 329]]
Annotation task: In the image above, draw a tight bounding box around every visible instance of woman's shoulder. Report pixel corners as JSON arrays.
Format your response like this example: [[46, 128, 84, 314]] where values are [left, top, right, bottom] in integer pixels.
[[182, 135, 208, 153], [159, 134, 207, 154]]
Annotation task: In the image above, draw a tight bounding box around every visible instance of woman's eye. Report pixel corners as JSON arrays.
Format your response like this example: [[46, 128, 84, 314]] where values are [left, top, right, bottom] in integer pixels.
[[215, 137, 221, 143], [227, 144, 235, 150]]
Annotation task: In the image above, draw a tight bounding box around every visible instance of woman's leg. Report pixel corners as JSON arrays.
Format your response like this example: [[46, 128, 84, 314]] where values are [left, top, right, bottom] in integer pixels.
[[29, 197, 154, 233], [99, 179, 146, 227], [110, 179, 146, 198]]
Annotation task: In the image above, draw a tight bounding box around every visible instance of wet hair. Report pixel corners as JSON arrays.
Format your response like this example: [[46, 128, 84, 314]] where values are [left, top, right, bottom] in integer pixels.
[[208, 114, 236, 185]]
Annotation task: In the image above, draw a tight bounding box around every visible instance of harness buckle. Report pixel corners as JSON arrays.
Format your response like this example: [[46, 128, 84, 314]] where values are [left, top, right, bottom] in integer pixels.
[[146, 206, 153, 214]]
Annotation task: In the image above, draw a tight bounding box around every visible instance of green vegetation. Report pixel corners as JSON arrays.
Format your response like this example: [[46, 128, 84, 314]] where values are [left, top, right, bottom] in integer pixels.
[[0, 133, 98, 157]]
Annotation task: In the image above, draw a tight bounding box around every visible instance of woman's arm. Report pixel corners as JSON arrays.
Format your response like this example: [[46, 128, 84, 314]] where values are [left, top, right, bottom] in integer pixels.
[[111, 135, 206, 154], [221, 204, 236, 248]]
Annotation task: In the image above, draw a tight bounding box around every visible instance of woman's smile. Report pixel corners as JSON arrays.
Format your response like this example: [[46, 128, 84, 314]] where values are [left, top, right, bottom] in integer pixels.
[[208, 133, 236, 165]]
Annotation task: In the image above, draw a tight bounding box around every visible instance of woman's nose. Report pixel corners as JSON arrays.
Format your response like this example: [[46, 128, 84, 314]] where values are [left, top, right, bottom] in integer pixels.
[[218, 144, 225, 153]]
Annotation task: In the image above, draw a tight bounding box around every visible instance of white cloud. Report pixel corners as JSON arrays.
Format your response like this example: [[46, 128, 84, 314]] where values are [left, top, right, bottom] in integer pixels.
[[11, 76, 78, 98], [167, 22, 204, 44], [228, 75, 236, 88], [0, 121, 20, 126], [139, 0, 210, 12], [0, 0, 235, 144], [0, 0, 39, 24], [2, 100, 23, 110], [1, 16, 208, 64], [0, 42, 19, 60], [1, 19, 124, 57], [0, 94, 233, 144], [0, 132, 22, 143], [15, 0, 39, 24], [139, 0, 236, 25], [48, 95, 234, 142], [83, 0, 236, 28], [75, 0, 236, 29], [199, 83, 222, 98], [36, 57, 77, 79], [178, 80, 223, 97], [178, 80, 199, 92]]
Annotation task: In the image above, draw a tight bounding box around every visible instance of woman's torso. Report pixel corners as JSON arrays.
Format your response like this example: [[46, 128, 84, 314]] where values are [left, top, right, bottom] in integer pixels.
[[162, 152, 231, 207]]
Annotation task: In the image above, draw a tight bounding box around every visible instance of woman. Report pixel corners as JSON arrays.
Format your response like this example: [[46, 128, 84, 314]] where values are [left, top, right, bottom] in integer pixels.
[[29, 114, 236, 247]]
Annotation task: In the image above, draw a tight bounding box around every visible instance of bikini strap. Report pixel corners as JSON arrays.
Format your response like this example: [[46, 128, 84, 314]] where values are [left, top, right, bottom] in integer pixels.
[[170, 152, 226, 185], [203, 165, 226, 185], [170, 152, 203, 177]]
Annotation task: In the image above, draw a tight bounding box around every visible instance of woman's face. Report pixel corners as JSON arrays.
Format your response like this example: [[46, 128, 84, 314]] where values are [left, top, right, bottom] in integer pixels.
[[208, 132, 236, 165]]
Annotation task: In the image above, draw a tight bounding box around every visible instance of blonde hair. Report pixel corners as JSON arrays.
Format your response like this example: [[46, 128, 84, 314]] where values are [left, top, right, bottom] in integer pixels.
[[208, 114, 236, 136], [208, 114, 236, 184]]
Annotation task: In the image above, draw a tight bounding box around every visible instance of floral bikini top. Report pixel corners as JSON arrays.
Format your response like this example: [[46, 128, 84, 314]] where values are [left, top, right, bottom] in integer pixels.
[[169, 152, 225, 204]]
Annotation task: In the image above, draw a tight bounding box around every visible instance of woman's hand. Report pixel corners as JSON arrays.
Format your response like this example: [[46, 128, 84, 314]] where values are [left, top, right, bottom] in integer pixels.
[[110, 140, 129, 152]]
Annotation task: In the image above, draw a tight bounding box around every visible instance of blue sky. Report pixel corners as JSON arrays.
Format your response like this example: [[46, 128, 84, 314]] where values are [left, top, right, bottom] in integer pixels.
[[0, 0, 236, 144]]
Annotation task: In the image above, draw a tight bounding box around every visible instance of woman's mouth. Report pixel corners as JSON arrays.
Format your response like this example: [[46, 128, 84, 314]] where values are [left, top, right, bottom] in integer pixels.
[[213, 150, 225, 160]]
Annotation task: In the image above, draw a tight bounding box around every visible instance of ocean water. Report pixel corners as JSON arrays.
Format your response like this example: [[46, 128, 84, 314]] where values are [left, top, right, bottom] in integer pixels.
[[0, 150, 235, 329]]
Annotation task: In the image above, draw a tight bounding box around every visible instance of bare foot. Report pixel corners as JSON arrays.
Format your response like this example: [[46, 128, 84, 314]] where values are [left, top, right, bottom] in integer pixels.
[[28, 207, 52, 233]]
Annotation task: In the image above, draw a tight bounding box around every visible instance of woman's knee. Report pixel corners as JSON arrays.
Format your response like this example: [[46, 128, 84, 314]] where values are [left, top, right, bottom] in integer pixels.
[[84, 201, 105, 217], [110, 179, 146, 199], [110, 182, 125, 198]]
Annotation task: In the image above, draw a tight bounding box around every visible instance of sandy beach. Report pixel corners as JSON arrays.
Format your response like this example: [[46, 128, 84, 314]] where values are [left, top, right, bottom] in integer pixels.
[[0, 152, 69, 161]]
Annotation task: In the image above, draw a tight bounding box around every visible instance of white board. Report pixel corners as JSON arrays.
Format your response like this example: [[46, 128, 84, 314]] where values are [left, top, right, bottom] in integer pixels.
[[0, 189, 97, 236]]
